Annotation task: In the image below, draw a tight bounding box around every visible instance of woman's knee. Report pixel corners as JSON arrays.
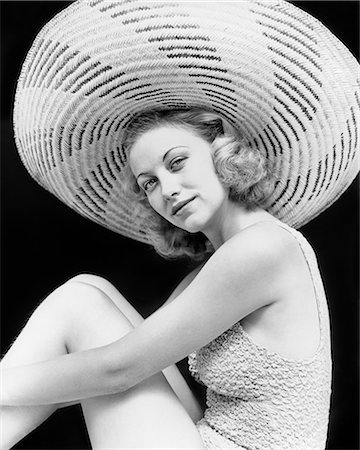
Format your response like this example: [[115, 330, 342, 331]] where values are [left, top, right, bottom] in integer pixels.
[[65, 274, 126, 309], [66, 273, 116, 294], [33, 277, 133, 349], [62, 280, 134, 351], [37, 276, 113, 317], [66, 273, 145, 326]]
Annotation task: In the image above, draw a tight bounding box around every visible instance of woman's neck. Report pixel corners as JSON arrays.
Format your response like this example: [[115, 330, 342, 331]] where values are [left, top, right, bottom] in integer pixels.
[[203, 201, 277, 250]]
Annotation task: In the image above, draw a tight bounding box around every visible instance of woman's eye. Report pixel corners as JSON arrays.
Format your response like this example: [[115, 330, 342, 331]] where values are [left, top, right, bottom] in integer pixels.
[[170, 157, 185, 171], [143, 178, 157, 192]]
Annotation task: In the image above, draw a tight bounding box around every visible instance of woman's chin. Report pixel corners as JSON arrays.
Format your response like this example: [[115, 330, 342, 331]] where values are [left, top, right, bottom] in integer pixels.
[[183, 225, 201, 234], [176, 216, 207, 234]]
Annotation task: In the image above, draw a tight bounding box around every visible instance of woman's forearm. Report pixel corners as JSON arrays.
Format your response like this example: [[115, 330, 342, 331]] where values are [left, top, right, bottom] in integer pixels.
[[0, 345, 125, 406]]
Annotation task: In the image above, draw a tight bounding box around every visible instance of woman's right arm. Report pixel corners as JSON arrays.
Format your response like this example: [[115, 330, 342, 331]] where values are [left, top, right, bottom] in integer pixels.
[[0, 224, 287, 407], [161, 263, 205, 308]]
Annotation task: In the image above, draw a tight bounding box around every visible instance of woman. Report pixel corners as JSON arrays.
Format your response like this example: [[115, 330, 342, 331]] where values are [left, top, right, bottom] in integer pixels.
[[1, 1, 359, 449]]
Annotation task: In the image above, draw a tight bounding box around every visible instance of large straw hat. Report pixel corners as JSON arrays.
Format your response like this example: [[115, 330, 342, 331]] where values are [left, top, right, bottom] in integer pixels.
[[13, 0, 359, 244]]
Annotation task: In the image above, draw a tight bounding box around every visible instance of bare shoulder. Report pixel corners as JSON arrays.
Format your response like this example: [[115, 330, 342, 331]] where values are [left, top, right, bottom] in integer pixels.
[[190, 220, 308, 310], [164, 221, 301, 309], [214, 221, 300, 272]]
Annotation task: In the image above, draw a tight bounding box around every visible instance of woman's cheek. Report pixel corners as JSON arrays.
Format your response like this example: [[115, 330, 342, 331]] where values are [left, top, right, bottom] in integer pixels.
[[149, 194, 164, 217]]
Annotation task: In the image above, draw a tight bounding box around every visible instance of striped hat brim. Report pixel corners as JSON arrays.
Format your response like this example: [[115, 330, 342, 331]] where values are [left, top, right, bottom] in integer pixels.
[[13, 0, 360, 244]]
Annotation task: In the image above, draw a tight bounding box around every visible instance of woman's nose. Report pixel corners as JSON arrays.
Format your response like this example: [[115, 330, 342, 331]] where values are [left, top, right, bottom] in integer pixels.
[[161, 174, 181, 200]]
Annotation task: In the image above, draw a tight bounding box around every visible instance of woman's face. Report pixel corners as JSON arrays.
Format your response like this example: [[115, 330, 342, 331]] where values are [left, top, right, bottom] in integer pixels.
[[129, 125, 228, 234]]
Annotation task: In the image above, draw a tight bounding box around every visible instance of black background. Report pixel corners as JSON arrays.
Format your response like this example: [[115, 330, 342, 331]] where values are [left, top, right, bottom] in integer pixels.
[[1, 1, 359, 449]]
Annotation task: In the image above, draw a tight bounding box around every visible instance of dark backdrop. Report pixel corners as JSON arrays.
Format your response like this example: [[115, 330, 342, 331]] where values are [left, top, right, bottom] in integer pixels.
[[1, 2, 359, 449]]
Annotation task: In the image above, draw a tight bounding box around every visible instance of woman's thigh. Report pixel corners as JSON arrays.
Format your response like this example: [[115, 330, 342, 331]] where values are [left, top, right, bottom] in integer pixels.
[[65, 274, 205, 448], [82, 373, 204, 449]]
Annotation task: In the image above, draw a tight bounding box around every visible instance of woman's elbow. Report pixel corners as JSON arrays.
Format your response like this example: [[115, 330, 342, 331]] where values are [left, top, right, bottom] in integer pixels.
[[103, 367, 133, 395], [99, 346, 139, 396]]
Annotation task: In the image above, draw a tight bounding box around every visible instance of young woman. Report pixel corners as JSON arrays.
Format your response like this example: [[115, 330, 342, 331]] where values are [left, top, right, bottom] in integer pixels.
[[2, 1, 359, 449], [0, 106, 332, 449]]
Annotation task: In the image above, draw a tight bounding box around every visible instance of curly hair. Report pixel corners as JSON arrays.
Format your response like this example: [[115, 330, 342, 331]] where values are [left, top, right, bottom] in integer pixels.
[[122, 108, 274, 260]]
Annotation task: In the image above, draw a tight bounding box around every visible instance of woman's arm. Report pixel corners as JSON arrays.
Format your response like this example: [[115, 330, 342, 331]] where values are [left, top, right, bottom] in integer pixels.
[[1, 346, 118, 405], [1, 223, 293, 406]]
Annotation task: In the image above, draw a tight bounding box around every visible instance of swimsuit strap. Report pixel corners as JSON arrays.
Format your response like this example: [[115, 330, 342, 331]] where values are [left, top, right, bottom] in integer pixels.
[[252, 220, 329, 343]]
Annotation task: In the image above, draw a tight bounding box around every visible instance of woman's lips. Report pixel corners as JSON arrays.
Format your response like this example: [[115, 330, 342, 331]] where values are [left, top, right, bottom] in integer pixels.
[[172, 197, 196, 216]]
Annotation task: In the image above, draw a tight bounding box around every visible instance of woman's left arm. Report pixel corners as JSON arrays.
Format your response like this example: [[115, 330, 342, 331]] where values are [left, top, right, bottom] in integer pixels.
[[1, 224, 291, 406]]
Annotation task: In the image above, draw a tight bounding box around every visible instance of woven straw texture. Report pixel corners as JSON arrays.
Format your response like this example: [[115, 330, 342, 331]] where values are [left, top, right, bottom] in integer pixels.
[[13, 0, 360, 243]]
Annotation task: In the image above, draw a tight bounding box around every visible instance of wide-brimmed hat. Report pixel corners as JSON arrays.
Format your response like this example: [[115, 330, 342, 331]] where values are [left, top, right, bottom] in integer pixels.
[[13, 0, 359, 244]]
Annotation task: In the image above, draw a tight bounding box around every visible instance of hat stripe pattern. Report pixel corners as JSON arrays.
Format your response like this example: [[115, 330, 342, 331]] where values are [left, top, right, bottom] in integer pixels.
[[256, 3, 320, 217], [13, 0, 359, 243]]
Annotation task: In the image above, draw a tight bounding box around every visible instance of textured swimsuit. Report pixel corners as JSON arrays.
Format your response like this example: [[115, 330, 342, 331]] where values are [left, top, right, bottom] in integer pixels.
[[188, 222, 332, 450]]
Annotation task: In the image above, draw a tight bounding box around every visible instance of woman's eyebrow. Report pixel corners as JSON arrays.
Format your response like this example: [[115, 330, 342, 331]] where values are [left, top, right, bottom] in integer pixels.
[[136, 172, 148, 182], [136, 146, 188, 180], [162, 146, 188, 162]]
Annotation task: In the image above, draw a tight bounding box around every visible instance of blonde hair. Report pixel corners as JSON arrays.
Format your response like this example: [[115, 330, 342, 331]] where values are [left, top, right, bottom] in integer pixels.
[[122, 109, 273, 260]]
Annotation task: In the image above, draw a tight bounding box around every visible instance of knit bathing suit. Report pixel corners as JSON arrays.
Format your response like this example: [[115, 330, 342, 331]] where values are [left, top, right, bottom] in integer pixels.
[[188, 222, 332, 450]]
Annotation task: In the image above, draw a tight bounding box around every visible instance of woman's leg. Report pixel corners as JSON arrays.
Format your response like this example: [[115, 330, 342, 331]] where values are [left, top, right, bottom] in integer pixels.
[[69, 274, 203, 423], [61, 276, 204, 448], [1, 283, 71, 449], [1, 275, 204, 449]]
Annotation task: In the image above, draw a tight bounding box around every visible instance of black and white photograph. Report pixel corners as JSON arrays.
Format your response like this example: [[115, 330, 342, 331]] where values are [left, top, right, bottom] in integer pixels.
[[1, 1, 359, 449]]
